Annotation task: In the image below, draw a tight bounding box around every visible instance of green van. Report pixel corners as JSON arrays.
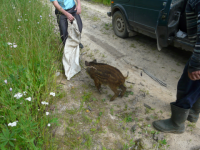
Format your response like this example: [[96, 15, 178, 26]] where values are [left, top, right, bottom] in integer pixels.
[[107, 0, 193, 51]]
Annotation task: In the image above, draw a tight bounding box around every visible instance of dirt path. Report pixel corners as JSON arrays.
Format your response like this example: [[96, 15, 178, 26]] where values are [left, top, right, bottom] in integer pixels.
[[48, 1, 200, 149]]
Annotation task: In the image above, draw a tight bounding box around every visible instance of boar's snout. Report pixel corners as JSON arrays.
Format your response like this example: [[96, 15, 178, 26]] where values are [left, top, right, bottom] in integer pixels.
[[85, 61, 89, 66]]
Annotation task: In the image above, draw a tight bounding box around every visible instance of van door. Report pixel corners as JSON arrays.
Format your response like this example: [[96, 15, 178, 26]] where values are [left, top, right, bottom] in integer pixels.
[[116, 0, 130, 2], [156, 0, 185, 50], [134, 0, 168, 31]]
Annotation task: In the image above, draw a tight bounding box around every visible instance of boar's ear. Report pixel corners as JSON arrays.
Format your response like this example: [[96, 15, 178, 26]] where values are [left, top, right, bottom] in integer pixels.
[[93, 59, 97, 63], [85, 61, 89, 66]]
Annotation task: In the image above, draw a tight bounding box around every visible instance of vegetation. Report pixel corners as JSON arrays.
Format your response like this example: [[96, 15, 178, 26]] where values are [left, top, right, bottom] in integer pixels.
[[92, 0, 111, 6], [0, 0, 61, 149]]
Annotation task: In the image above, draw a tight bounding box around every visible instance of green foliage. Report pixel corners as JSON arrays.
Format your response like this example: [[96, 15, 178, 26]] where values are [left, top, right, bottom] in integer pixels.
[[92, 0, 111, 5], [0, 0, 60, 149]]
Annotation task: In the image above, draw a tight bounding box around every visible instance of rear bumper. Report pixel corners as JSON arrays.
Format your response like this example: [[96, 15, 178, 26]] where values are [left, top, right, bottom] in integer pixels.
[[107, 12, 111, 17]]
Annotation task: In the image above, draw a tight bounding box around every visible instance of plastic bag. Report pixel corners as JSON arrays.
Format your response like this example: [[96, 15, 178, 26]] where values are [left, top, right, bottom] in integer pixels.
[[176, 29, 187, 38], [62, 19, 81, 80]]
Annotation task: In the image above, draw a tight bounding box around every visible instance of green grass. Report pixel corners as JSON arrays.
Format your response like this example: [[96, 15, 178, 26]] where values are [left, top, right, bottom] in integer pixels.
[[0, 0, 61, 149], [92, 0, 111, 5]]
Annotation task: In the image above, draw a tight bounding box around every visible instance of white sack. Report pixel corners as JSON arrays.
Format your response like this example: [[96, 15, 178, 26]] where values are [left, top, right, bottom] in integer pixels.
[[62, 19, 81, 80]]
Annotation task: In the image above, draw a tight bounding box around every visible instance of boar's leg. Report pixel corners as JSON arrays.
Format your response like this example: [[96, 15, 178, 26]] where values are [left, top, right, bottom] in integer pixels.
[[109, 85, 120, 101], [119, 84, 126, 98], [94, 79, 102, 93]]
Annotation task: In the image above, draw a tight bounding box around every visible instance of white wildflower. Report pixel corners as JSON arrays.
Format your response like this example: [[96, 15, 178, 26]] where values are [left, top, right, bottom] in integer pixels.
[[4, 80, 7, 84], [37, 22, 39, 24], [49, 14, 51, 17], [13, 44, 17, 48], [14, 92, 23, 99], [17, 19, 21, 21], [25, 97, 31, 101], [41, 101, 49, 105], [9, 88, 12, 91], [13, 7, 15, 9], [56, 72, 60, 76], [8, 121, 18, 127], [23, 91, 27, 95], [7, 42, 12, 45], [47, 123, 51, 127], [46, 112, 49, 115], [25, 19, 28, 21], [50, 92, 55, 97]]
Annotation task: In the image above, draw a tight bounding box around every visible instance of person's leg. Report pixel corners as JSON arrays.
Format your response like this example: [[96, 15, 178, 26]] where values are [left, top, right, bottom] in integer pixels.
[[55, 9, 69, 45], [152, 61, 198, 133], [74, 13, 84, 49], [175, 61, 200, 109], [68, 5, 83, 49], [74, 13, 82, 33]]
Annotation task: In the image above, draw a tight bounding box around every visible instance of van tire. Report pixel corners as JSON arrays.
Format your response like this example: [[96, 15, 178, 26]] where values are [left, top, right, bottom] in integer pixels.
[[112, 11, 128, 38]]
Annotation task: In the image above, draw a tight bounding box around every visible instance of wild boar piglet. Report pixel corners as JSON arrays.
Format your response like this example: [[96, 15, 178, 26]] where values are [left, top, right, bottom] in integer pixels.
[[85, 59, 128, 101]]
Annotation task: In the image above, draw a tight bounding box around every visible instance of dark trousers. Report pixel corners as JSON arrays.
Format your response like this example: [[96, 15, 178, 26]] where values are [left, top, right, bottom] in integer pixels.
[[175, 59, 200, 109], [55, 5, 82, 45]]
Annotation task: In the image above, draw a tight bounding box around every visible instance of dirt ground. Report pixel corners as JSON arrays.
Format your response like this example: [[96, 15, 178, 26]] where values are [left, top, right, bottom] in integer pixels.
[[48, 1, 200, 149]]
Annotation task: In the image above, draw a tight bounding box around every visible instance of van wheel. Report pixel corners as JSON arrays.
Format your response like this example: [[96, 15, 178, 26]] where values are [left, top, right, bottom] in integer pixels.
[[112, 11, 128, 38]]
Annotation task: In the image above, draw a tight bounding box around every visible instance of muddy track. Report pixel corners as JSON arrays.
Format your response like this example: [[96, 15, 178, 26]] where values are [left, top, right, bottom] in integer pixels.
[[47, 0, 200, 149]]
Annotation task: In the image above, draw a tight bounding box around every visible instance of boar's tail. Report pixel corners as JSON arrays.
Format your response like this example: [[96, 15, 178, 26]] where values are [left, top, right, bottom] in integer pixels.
[[125, 71, 129, 79]]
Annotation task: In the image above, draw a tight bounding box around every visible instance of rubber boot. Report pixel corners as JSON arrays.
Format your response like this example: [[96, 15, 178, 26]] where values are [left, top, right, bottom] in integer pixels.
[[152, 102, 189, 134], [187, 98, 200, 123]]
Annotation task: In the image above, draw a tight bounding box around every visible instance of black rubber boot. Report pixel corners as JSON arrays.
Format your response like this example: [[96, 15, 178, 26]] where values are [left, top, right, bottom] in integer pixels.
[[152, 102, 189, 134], [79, 43, 84, 49], [187, 98, 200, 123]]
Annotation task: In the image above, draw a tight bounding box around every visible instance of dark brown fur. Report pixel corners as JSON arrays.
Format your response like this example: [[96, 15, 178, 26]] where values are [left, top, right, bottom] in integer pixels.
[[85, 59, 128, 101]]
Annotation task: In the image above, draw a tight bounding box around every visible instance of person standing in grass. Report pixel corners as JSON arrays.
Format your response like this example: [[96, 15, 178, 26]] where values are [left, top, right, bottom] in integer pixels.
[[153, 0, 200, 134], [50, 0, 84, 48]]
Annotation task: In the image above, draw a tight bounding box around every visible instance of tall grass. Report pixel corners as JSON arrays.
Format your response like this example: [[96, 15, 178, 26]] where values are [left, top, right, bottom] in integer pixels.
[[0, 0, 60, 149], [92, 0, 111, 5]]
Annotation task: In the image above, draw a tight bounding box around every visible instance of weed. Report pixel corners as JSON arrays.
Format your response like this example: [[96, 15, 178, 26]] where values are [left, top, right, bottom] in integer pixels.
[[187, 122, 196, 131], [171, 69, 176, 72], [92, 97, 97, 101], [176, 62, 180, 66], [130, 43, 136, 48], [102, 98, 106, 102], [82, 92, 92, 102], [110, 107, 114, 115], [159, 139, 167, 145], [104, 23, 110, 30], [91, 16, 100, 22], [82, 114, 92, 124], [91, 0, 111, 6], [99, 112, 103, 117], [124, 91, 134, 97], [140, 89, 149, 95]]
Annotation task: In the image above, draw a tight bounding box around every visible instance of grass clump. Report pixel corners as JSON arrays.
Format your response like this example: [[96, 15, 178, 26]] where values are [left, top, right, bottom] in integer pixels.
[[0, 0, 61, 149], [91, 0, 111, 5]]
